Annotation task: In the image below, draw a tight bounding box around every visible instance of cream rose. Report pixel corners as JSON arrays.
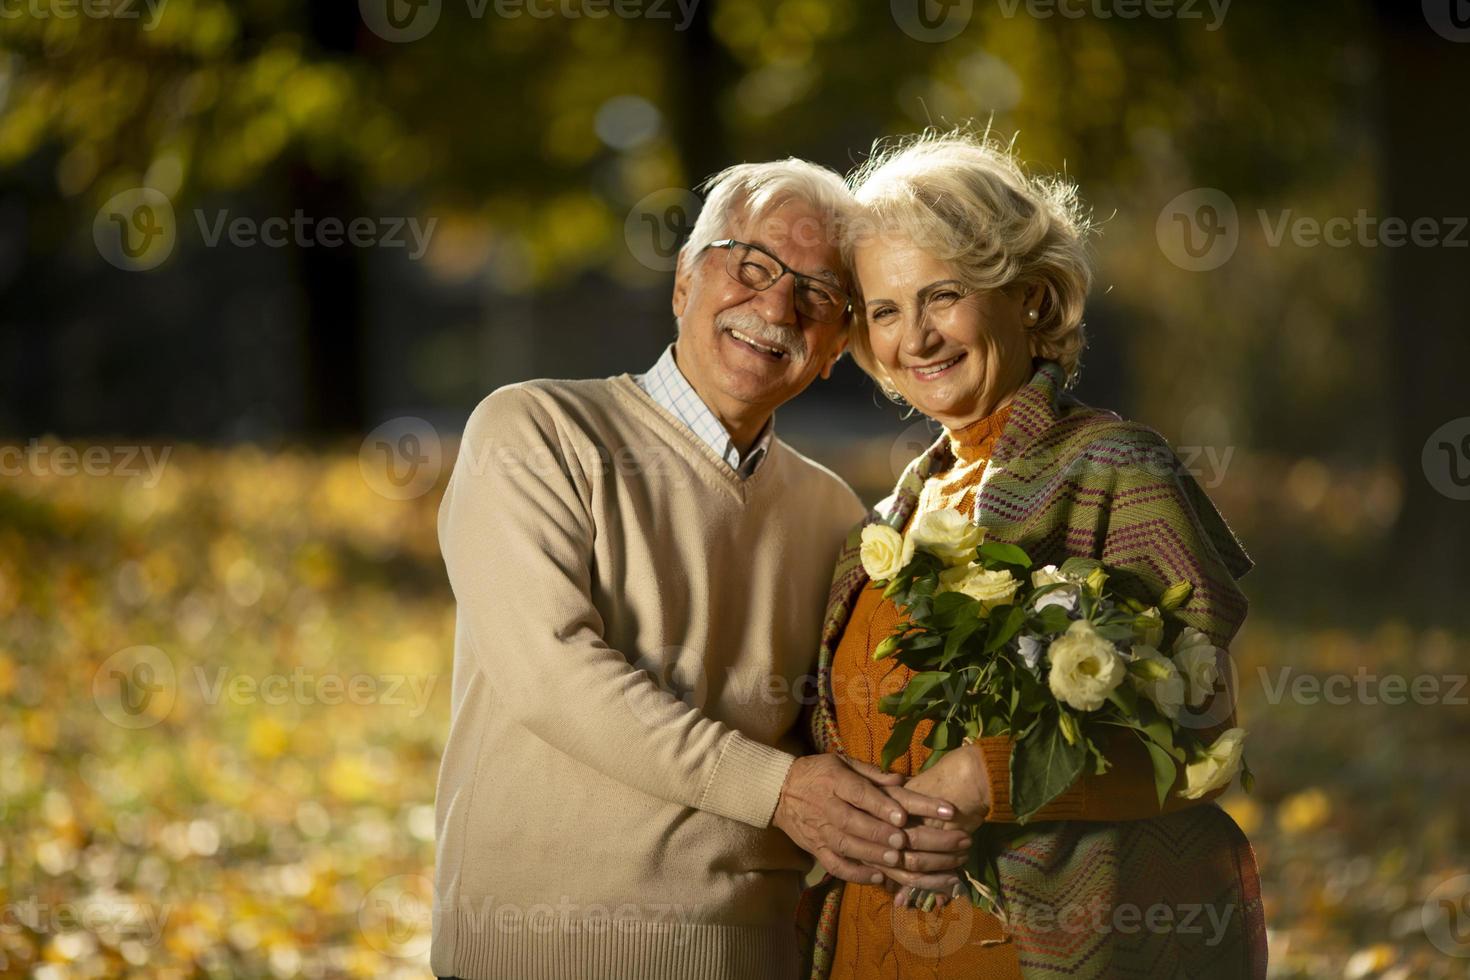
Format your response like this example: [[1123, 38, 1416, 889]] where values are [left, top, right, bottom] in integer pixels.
[[859, 523, 914, 581], [1031, 564, 1069, 588], [1046, 620, 1126, 712], [1128, 644, 1185, 719], [1172, 627, 1222, 707], [1180, 727, 1248, 799], [938, 564, 1020, 610], [908, 509, 986, 567]]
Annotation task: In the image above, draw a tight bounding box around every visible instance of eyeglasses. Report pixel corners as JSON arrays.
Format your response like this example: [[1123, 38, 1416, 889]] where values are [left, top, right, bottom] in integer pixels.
[[703, 239, 851, 324]]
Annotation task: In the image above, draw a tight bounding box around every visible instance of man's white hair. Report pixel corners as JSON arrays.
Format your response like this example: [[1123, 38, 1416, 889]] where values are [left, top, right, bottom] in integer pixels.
[[678, 158, 857, 283]]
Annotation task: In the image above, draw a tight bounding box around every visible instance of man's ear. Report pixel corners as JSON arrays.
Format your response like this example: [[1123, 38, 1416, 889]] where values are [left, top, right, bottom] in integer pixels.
[[819, 335, 850, 381], [672, 247, 692, 319]]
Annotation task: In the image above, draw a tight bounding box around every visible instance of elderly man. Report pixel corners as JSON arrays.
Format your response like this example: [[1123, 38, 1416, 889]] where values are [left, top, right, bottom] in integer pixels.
[[430, 159, 965, 980]]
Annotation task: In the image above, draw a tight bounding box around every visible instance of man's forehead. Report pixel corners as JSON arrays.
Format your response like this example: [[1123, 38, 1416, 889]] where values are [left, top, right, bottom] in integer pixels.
[[730, 202, 847, 282]]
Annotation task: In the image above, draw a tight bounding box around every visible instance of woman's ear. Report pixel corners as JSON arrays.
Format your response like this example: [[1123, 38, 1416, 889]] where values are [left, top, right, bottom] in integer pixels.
[[1023, 282, 1045, 312]]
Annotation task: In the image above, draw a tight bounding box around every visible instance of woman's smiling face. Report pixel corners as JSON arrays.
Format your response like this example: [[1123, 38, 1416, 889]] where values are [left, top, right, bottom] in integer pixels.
[[855, 235, 1040, 429]]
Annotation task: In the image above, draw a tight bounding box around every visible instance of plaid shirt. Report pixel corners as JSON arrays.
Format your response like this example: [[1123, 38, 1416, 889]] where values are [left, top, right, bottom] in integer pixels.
[[635, 343, 773, 479]]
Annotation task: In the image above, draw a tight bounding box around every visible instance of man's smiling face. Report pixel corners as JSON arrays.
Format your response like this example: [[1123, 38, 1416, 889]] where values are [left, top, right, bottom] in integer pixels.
[[671, 197, 850, 425]]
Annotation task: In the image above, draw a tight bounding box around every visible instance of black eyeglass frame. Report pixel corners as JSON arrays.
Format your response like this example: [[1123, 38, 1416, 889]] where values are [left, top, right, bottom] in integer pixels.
[[702, 238, 852, 323]]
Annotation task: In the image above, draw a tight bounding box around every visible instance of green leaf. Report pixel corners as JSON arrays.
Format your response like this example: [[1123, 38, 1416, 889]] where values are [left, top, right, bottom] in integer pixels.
[[880, 715, 922, 771], [932, 591, 974, 617], [1010, 718, 1087, 823], [941, 619, 981, 666], [1092, 623, 1135, 643], [984, 604, 1029, 652], [1031, 605, 1072, 634], [919, 720, 960, 772], [896, 671, 951, 715], [908, 633, 943, 651], [1105, 683, 1140, 716], [978, 540, 1032, 568], [1142, 737, 1179, 809], [1138, 714, 1183, 761]]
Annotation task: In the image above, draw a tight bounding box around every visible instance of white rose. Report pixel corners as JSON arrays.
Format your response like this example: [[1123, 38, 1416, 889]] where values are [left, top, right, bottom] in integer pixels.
[[859, 523, 914, 581], [1128, 644, 1185, 719], [1017, 634, 1044, 673], [1045, 620, 1126, 712], [1033, 584, 1080, 614], [1172, 627, 1222, 707], [1032, 564, 1069, 588], [908, 509, 986, 567], [937, 564, 1020, 610], [1180, 727, 1248, 799]]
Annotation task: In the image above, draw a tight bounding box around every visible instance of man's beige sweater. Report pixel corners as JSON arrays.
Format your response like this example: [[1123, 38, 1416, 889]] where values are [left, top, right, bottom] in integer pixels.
[[431, 374, 865, 980]]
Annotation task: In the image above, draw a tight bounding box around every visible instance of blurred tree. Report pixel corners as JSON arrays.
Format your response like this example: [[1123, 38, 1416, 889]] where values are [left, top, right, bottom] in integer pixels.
[[1371, 0, 1470, 621]]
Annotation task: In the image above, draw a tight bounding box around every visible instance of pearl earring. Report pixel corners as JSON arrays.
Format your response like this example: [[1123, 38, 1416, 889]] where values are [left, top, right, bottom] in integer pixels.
[[1026, 309, 1039, 323]]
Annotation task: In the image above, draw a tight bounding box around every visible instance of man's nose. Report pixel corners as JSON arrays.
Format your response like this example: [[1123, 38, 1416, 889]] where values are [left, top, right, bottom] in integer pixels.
[[749, 273, 798, 327]]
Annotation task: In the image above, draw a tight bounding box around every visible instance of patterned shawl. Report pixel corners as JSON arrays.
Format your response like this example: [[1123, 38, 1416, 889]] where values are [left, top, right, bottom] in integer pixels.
[[796, 359, 1267, 979]]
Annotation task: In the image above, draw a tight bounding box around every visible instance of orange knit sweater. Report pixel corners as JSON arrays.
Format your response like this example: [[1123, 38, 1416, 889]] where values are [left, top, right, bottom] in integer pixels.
[[828, 404, 1226, 980]]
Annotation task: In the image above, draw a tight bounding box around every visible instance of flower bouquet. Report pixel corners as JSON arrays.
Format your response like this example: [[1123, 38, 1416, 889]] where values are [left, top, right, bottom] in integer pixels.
[[858, 509, 1252, 915]]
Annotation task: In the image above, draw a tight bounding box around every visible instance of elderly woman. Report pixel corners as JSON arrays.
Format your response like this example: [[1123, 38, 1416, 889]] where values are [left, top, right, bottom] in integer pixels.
[[797, 134, 1265, 979]]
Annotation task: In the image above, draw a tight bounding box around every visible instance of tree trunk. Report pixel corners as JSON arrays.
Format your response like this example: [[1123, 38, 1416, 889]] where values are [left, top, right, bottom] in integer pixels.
[[1372, 0, 1470, 623]]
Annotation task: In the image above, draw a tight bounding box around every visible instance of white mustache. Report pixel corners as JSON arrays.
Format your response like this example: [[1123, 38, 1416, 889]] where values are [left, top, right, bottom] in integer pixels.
[[716, 310, 808, 359]]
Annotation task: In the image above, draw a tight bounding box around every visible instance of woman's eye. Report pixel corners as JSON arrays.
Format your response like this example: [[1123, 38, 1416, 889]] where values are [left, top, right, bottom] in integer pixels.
[[931, 291, 959, 305], [870, 306, 896, 321]]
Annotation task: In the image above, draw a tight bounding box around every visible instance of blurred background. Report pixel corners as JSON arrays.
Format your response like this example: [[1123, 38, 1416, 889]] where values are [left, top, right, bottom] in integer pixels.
[[2, 0, 1469, 976]]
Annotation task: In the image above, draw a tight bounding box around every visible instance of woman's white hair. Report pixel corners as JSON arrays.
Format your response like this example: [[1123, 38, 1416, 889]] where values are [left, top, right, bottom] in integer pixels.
[[843, 129, 1094, 391], [678, 158, 857, 281]]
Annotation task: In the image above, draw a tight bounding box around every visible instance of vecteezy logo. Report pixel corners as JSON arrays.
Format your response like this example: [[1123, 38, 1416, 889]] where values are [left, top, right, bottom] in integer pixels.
[[624, 188, 701, 273], [1156, 188, 1239, 272], [1423, 873, 1470, 957], [623, 646, 709, 730], [359, 874, 434, 958], [891, 0, 973, 43], [359, 0, 441, 42], [1422, 417, 1470, 501], [359, 417, 443, 500], [1424, 0, 1470, 42], [94, 188, 176, 271], [891, 888, 975, 958], [890, 419, 943, 481], [93, 646, 177, 729]]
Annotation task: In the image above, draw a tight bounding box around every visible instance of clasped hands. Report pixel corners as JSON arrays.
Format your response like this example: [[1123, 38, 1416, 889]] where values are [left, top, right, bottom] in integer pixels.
[[772, 747, 994, 910]]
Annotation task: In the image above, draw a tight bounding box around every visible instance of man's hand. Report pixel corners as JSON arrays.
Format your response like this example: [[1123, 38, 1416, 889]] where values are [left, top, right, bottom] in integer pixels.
[[772, 754, 967, 886]]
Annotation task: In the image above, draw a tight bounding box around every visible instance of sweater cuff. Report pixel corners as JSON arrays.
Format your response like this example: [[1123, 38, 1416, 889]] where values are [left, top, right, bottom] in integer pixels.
[[697, 732, 798, 829], [973, 736, 1087, 822]]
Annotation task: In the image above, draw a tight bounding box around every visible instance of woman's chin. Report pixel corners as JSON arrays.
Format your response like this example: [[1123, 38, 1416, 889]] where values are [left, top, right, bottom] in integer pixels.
[[903, 388, 975, 425]]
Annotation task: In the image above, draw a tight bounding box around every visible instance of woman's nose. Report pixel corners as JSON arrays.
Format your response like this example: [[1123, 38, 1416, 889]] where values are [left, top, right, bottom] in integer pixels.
[[900, 309, 936, 354]]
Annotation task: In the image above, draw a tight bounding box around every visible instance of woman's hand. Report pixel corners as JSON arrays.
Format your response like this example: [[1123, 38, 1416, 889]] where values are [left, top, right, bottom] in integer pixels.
[[903, 742, 993, 833], [862, 744, 994, 908]]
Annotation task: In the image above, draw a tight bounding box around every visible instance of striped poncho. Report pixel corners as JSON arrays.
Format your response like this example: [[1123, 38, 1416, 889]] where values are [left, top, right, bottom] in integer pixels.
[[798, 358, 1267, 979]]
